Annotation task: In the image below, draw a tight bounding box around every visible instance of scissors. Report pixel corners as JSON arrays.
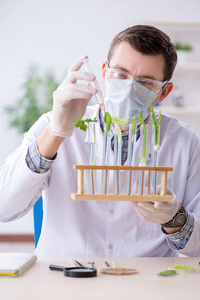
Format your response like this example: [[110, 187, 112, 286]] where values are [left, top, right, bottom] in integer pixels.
[[49, 264, 97, 278]]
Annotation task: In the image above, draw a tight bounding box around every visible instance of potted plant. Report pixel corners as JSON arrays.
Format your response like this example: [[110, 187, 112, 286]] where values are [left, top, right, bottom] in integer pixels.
[[175, 42, 193, 64], [5, 64, 59, 134]]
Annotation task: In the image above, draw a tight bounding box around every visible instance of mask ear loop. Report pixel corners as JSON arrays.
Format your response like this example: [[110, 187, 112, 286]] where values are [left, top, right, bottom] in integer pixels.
[[105, 61, 110, 78], [156, 81, 168, 98]]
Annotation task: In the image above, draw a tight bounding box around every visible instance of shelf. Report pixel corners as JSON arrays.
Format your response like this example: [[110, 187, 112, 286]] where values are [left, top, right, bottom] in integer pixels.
[[176, 63, 200, 70], [159, 106, 200, 114], [143, 21, 200, 29]]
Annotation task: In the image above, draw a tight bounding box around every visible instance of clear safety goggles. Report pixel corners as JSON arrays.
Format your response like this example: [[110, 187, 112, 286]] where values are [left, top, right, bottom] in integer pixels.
[[106, 67, 168, 94]]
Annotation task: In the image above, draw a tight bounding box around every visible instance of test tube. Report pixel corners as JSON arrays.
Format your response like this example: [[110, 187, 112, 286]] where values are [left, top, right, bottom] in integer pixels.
[[102, 126, 111, 195], [114, 133, 119, 195], [88, 123, 96, 195], [101, 129, 107, 195], [151, 124, 160, 194], [83, 59, 105, 107], [126, 124, 134, 195], [138, 125, 148, 196]]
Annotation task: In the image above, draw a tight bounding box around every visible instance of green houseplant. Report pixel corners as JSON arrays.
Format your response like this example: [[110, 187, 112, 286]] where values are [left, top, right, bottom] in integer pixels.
[[175, 42, 193, 65], [5, 65, 59, 134], [175, 42, 192, 52]]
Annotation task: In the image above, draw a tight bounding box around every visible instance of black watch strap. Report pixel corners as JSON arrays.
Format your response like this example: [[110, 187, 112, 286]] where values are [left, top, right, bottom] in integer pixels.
[[161, 205, 187, 229]]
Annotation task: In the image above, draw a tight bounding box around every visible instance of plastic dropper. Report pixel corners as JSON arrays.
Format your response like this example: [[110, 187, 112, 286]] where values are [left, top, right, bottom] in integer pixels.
[[83, 59, 105, 110]]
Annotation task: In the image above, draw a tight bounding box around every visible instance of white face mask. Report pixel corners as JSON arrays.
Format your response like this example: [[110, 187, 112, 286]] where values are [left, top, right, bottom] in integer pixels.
[[105, 78, 158, 123]]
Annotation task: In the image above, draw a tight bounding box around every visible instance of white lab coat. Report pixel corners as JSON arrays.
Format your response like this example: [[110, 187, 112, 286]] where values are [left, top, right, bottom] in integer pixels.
[[0, 105, 200, 257]]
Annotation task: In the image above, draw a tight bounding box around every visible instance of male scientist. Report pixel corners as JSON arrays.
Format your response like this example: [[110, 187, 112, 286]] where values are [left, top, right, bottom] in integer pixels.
[[0, 25, 200, 257]]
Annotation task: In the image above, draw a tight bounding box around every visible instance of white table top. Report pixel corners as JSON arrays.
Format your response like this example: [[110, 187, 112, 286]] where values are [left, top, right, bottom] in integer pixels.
[[1, 257, 200, 300]]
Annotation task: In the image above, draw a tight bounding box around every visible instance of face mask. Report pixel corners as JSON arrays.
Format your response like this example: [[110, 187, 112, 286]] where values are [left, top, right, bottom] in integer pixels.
[[105, 78, 158, 123]]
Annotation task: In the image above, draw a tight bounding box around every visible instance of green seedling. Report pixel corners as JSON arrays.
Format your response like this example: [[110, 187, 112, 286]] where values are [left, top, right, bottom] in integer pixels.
[[149, 100, 162, 151], [104, 112, 112, 136], [112, 116, 128, 143], [130, 117, 136, 142], [75, 117, 97, 131], [75, 117, 98, 176], [139, 111, 147, 166]]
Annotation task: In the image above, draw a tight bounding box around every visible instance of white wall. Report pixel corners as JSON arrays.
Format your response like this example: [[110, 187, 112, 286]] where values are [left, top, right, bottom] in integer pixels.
[[0, 0, 200, 233]]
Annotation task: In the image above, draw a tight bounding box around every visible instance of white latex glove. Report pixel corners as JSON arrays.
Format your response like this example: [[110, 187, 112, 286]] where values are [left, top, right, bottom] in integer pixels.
[[130, 186, 180, 224], [48, 55, 97, 137]]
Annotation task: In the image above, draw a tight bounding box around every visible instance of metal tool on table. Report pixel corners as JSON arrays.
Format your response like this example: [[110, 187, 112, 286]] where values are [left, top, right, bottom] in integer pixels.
[[49, 261, 97, 278]]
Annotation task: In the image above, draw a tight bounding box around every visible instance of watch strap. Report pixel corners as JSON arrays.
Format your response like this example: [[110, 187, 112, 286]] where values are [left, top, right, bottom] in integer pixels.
[[161, 205, 186, 228]]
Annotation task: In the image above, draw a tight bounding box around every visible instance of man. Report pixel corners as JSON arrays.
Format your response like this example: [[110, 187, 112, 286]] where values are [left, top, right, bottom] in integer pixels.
[[0, 25, 200, 257]]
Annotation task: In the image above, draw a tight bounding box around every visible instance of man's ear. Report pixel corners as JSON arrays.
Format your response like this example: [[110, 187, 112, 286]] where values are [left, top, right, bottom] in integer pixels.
[[158, 82, 173, 103], [101, 61, 107, 84]]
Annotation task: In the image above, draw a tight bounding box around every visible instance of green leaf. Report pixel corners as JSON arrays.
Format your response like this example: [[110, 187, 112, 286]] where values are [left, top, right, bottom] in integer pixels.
[[84, 117, 98, 124], [173, 264, 197, 272], [149, 100, 156, 126], [157, 270, 177, 276], [112, 116, 128, 141], [104, 112, 112, 135], [130, 117, 136, 137], [158, 110, 162, 126], [149, 100, 162, 149], [139, 111, 145, 126], [75, 119, 87, 131], [75, 117, 98, 132]]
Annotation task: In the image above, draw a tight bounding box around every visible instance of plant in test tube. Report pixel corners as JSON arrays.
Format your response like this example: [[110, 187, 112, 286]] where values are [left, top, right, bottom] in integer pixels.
[[75, 117, 97, 132], [149, 100, 162, 151], [130, 117, 136, 142], [111, 117, 128, 143], [75, 117, 97, 165], [139, 111, 147, 166], [104, 112, 112, 136]]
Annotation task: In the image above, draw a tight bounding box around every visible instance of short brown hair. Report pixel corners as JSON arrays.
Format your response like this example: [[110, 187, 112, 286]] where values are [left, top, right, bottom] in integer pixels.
[[107, 25, 177, 81]]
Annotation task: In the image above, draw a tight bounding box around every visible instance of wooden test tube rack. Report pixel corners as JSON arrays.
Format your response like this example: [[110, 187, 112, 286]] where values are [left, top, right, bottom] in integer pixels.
[[71, 165, 173, 202]]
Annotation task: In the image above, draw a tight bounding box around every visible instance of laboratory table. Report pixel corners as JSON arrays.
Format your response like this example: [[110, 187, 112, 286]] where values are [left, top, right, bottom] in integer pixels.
[[1, 257, 200, 300]]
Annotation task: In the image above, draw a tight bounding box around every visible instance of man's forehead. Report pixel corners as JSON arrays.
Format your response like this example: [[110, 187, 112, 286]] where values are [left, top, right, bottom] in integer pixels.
[[110, 42, 165, 81]]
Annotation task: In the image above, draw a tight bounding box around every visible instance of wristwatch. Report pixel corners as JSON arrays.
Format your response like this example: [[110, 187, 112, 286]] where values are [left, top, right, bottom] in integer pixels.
[[161, 205, 187, 229]]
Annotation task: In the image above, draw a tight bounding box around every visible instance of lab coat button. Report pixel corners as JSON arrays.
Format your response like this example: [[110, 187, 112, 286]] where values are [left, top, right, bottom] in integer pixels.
[[185, 233, 189, 239], [109, 244, 113, 249], [110, 209, 114, 214], [29, 163, 34, 170]]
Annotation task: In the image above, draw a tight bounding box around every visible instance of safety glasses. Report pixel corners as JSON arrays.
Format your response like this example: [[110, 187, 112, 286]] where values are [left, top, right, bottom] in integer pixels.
[[106, 67, 168, 94]]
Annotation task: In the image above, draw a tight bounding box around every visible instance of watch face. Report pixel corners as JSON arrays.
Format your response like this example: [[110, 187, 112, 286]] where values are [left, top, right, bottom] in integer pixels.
[[174, 214, 187, 227]]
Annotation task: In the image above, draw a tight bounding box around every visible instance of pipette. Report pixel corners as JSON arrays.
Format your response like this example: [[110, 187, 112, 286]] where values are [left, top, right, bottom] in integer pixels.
[[83, 59, 105, 110]]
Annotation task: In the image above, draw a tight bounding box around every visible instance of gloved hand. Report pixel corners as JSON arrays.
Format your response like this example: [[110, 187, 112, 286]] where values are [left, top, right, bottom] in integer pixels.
[[130, 186, 180, 224], [48, 55, 97, 137]]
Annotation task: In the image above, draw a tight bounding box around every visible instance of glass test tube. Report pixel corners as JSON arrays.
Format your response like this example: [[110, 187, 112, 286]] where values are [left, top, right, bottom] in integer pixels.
[[83, 59, 105, 107], [126, 124, 134, 195], [114, 133, 118, 195], [151, 124, 160, 195], [138, 125, 148, 196], [88, 123, 96, 195], [102, 128, 111, 194]]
